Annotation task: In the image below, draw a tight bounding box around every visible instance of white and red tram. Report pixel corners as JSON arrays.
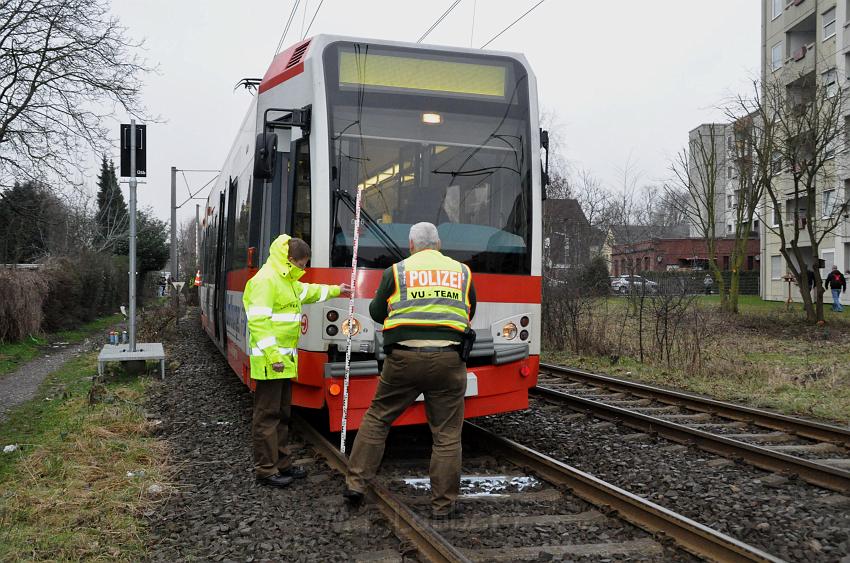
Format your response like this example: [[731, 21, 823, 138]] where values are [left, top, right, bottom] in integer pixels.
[[199, 35, 546, 431]]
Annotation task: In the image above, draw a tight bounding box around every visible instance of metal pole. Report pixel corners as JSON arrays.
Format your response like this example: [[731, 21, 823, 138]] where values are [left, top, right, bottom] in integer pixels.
[[129, 121, 138, 351], [171, 166, 178, 326], [195, 203, 200, 269]]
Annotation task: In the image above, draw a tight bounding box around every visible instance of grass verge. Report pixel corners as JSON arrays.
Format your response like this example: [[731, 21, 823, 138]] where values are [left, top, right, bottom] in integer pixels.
[[0, 314, 123, 377], [544, 295, 850, 424], [0, 352, 167, 561]]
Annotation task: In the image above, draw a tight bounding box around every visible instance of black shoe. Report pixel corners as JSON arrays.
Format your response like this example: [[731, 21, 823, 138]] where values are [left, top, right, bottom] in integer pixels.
[[431, 504, 461, 520], [343, 489, 364, 507], [256, 473, 293, 488], [279, 465, 308, 479]]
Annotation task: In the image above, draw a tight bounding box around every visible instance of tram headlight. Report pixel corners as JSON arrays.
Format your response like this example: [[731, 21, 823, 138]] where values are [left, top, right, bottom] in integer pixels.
[[520, 316, 530, 327], [422, 112, 442, 124], [342, 318, 361, 337], [326, 310, 339, 322], [326, 325, 339, 337], [501, 322, 518, 340]]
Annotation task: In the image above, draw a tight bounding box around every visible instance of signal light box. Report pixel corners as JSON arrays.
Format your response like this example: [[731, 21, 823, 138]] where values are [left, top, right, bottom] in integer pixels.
[[120, 124, 146, 177]]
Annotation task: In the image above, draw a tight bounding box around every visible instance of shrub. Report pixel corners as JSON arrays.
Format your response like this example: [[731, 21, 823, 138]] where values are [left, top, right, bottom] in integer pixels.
[[0, 269, 48, 342]]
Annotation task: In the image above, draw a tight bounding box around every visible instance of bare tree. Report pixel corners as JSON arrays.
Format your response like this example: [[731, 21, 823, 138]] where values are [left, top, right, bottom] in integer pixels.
[[757, 74, 848, 323], [0, 0, 150, 194], [722, 88, 775, 314], [668, 123, 728, 310]]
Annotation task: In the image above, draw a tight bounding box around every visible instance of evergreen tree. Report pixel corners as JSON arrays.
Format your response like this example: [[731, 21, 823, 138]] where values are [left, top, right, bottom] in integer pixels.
[[0, 181, 65, 263], [94, 155, 128, 251]]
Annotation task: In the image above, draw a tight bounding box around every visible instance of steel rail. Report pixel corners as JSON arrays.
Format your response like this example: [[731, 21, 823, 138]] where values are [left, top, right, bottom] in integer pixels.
[[294, 416, 471, 563], [463, 422, 785, 563], [539, 363, 850, 446], [531, 385, 850, 493]]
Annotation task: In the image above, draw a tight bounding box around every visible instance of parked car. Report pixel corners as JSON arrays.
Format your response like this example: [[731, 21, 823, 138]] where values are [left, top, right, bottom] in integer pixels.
[[611, 275, 659, 295]]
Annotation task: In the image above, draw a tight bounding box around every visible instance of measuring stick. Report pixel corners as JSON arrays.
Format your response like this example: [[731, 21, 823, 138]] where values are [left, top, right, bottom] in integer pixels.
[[340, 186, 364, 454]]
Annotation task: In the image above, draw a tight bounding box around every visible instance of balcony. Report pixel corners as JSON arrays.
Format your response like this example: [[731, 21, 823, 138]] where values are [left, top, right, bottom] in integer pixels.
[[784, 0, 814, 28], [784, 12, 816, 77]]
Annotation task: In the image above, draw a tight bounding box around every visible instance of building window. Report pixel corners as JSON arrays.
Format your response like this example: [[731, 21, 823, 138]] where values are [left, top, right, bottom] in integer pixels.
[[727, 194, 733, 208], [771, 151, 782, 173], [773, 0, 783, 19], [823, 251, 835, 275], [771, 255, 783, 280], [823, 68, 838, 97], [727, 223, 733, 233], [773, 205, 781, 227], [753, 219, 760, 230], [771, 42, 783, 71], [823, 189, 836, 217], [723, 255, 730, 270], [823, 7, 836, 40]]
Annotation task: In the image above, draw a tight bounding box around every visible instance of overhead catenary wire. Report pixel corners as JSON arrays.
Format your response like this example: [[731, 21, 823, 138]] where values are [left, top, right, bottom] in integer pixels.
[[480, 0, 547, 49], [302, 0, 325, 40], [273, 0, 301, 56], [300, 0, 310, 39], [417, 0, 462, 43]]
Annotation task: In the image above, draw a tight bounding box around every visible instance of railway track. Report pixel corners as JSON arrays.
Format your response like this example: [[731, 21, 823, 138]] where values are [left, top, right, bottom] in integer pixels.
[[536, 363, 850, 493], [296, 416, 783, 563]]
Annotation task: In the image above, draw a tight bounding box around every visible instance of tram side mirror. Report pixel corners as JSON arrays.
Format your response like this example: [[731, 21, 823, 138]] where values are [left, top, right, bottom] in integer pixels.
[[540, 128, 550, 200], [253, 133, 278, 180]]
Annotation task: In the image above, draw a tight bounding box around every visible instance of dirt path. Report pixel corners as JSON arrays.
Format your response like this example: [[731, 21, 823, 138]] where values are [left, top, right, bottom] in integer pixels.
[[0, 339, 97, 423]]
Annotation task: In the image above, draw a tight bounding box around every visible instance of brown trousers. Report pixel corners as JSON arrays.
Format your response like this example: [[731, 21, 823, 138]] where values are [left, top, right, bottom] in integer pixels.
[[252, 378, 293, 478], [346, 348, 467, 514]]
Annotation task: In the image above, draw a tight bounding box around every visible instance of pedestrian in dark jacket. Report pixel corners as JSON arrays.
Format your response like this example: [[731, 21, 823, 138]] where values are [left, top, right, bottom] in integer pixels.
[[824, 265, 846, 312]]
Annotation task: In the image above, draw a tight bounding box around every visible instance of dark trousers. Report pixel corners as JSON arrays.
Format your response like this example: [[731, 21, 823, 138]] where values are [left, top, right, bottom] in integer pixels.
[[346, 348, 467, 514], [252, 378, 293, 478]]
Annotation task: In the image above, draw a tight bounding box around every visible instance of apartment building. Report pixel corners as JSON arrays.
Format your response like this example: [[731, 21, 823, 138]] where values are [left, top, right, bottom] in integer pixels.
[[687, 123, 761, 241], [761, 0, 850, 302]]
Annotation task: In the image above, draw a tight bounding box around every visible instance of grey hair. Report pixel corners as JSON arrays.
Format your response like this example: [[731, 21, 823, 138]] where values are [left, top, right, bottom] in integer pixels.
[[409, 222, 441, 251]]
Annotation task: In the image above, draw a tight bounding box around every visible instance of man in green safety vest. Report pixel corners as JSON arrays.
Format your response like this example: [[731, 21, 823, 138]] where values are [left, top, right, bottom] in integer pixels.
[[345, 222, 476, 518], [244, 234, 350, 488]]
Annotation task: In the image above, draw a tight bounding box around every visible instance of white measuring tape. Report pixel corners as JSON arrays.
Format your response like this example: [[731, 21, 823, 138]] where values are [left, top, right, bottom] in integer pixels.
[[339, 185, 364, 455]]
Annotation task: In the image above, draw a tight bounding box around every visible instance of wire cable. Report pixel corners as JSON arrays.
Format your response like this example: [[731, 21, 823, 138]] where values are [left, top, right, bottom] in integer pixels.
[[480, 0, 547, 49], [273, 0, 301, 56], [302, 0, 325, 39], [417, 0, 462, 43]]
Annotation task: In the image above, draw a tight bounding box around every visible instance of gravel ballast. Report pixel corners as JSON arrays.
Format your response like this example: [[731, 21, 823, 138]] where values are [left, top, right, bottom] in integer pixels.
[[145, 311, 401, 562], [477, 397, 850, 562]]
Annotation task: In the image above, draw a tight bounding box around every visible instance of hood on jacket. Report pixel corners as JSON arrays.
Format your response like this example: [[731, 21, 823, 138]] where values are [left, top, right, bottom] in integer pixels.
[[267, 234, 305, 280]]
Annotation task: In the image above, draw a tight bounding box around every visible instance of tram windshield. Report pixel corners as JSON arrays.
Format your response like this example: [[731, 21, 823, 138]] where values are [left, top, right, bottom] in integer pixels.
[[324, 43, 533, 274]]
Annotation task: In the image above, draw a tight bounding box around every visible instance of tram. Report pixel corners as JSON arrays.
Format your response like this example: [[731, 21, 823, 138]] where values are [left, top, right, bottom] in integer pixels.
[[199, 35, 547, 431]]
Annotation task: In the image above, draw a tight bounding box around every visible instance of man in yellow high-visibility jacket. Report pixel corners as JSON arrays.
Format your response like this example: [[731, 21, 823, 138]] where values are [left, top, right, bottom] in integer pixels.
[[345, 222, 476, 518], [244, 234, 350, 487]]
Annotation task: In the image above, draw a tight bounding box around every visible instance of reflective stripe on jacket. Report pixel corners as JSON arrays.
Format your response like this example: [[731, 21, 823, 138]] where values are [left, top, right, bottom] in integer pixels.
[[384, 249, 471, 333], [243, 234, 340, 380]]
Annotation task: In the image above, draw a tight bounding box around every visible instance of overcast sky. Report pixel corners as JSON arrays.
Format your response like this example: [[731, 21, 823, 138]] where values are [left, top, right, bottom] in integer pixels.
[[104, 0, 761, 226]]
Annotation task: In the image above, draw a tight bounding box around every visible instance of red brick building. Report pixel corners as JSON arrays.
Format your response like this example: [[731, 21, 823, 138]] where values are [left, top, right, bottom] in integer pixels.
[[611, 237, 760, 275]]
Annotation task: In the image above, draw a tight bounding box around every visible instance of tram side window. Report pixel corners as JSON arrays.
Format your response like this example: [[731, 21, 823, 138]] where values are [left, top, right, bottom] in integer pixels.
[[232, 177, 250, 270], [291, 141, 311, 247]]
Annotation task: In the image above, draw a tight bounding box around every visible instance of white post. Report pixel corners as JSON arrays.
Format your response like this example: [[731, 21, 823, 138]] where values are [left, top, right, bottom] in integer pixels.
[[128, 120, 138, 352]]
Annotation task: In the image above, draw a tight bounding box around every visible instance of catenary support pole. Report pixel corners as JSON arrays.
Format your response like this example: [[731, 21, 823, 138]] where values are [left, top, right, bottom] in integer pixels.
[[195, 203, 200, 269], [170, 166, 178, 326], [340, 185, 364, 455], [128, 121, 138, 352]]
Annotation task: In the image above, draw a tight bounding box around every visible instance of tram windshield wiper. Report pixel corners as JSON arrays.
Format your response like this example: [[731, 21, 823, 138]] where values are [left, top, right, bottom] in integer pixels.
[[333, 188, 406, 262]]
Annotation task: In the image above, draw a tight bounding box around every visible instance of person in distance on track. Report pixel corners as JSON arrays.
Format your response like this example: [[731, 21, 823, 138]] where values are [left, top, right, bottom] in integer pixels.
[[344, 222, 476, 519], [244, 234, 351, 488]]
